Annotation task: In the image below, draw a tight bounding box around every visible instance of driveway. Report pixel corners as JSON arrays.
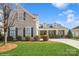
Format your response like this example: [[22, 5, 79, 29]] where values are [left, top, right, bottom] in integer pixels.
[[49, 39, 79, 49]]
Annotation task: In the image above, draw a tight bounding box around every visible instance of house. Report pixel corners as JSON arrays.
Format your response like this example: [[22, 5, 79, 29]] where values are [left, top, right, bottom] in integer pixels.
[[72, 26, 79, 37], [0, 10, 4, 35], [38, 23, 68, 37], [6, 5, 69, 39], [8, 5, 39, 39], [0, 22, 4, 35]]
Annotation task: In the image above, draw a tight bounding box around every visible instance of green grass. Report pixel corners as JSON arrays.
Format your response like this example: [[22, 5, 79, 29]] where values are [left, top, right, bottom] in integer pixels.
[[0, 41, 79, 56]]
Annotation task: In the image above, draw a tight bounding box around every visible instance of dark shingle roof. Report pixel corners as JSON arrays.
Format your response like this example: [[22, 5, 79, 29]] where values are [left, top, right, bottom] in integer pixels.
[[39, 23, 67, 29], [73, 26, 79, 29]]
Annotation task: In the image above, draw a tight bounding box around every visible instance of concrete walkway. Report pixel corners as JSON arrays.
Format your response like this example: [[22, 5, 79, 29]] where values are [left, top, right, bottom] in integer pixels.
[[49, 39, 79, 49]]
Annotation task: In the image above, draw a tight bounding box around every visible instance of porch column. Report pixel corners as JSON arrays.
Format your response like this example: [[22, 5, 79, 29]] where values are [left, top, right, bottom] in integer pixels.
[[65, 30, 68, 35], [47, 30, 48, 36], [56, 30, 58, 35]]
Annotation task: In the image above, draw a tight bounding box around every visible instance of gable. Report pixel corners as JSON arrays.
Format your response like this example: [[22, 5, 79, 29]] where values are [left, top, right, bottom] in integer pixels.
[[16, 5, 36, 19]]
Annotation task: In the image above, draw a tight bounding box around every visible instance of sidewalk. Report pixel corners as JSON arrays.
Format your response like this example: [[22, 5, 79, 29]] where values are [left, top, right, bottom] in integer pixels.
[[49, 39, 79, 49]]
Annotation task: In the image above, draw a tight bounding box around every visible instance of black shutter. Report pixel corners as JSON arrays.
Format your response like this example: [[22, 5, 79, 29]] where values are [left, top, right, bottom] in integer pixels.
[[24, 12, 26, 20], [23, 28, 25, 37], [31, 27, 33, 37], [16, 28, 18, 38]]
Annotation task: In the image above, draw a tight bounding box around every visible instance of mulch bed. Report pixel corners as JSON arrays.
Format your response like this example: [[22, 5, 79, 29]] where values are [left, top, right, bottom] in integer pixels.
[[0, 43, 17, 53]]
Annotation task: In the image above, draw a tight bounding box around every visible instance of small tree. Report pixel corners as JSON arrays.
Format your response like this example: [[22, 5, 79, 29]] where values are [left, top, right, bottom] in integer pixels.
[[66, 30, 73, 38], [0, 3, 17, 44]]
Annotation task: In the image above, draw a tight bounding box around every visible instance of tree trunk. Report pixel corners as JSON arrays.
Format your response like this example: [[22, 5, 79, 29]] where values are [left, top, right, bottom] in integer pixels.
[[4, 29, 8, 45]]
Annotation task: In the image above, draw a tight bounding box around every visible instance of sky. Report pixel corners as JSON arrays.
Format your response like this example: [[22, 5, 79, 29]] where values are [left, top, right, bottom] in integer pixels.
[[0, 3, 79, 29], [21, 3, 79, 29]]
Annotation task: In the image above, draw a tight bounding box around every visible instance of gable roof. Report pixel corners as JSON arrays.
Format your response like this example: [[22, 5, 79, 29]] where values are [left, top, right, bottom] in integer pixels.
[[72, 26, 79, 29], [16, 4, 37, 18], [39, 23, 68, 29]]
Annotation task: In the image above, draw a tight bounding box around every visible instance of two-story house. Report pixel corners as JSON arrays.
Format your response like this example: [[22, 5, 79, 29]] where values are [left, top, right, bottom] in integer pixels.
[[8, 5, 39, 39], [8, 5, 69, 39]]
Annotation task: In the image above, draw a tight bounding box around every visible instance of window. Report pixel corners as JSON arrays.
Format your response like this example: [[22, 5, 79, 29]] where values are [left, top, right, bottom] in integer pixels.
[[48, 30, 56, 35], [25, 27, 33, 37], [18, 12, 22, 20], [18, 10, 24, 20], [39, 25, 43, 28], [9, 27, 16, 38], [49, 25, 53, 28], [58, 30, 64, 35], [25, 27, 31, 36]]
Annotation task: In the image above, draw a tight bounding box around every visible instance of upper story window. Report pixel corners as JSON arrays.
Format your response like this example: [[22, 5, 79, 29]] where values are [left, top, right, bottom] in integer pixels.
[[18, 10, 24, 20], [39, 25, 43, 28], [18, 12, 23, 20], [49, 25, 53, 28]]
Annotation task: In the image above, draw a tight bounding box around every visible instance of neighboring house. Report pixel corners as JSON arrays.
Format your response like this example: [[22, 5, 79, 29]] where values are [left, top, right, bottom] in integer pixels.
[[39, 23, 68, 36], [0, 10, 4, 35], [72, 26, 79, 37], [0, 22, 4, 35], [8, 5, 39, 39]]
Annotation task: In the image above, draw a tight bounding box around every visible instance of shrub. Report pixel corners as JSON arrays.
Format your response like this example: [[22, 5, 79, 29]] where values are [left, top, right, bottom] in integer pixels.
[[0, 32, 1, 36], [25, 36, 31, 41], [54, 35, 60, 38], [55, 35, 62, 38], [49, 34, 54, 38], [73, 37, 79, 39], [34, 35, 40, 41], [0, 36, 4, 41], [49, 34, 63, 38], [42, 35, 49, 41], [66, 30, 73, 38], [16, 36, 22, 41], [49, 34, 65, 38], [60, 35, 65, 38], [0, 32, 4, 41], [31, 37, 34, 41], [7, 36, 14, 41]]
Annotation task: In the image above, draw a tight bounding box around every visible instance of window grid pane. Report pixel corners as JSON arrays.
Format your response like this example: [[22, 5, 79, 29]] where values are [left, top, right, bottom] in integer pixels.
[[25, 27, 31, 36], [10, 27, 16, 38]]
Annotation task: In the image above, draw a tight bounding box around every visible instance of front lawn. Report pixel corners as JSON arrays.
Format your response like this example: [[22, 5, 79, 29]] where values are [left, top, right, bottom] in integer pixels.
[[0, 41, 79, 56]]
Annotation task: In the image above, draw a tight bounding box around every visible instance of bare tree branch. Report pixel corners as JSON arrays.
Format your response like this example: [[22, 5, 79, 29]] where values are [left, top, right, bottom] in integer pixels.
[[0, 3, 16, 44]]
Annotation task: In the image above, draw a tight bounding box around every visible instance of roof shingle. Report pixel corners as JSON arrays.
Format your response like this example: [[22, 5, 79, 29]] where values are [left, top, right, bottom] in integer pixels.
[[73, 26, 79, 29]]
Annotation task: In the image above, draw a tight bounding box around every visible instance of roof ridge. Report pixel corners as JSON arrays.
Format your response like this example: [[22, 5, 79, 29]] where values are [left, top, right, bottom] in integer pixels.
[[73, 26, 79, 29]]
